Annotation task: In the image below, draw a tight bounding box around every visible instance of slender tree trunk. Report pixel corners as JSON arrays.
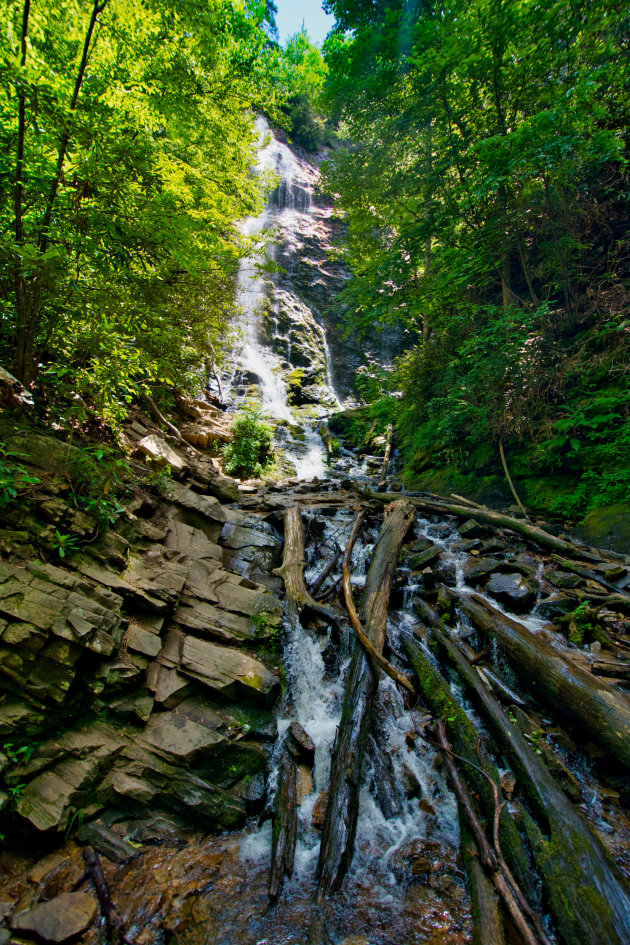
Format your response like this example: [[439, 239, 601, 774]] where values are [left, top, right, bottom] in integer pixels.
[[14, 0, 108, 384]]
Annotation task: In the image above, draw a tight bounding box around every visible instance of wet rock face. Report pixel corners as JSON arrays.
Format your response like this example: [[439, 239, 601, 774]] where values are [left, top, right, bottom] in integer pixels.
[[0, 440, 281, 840]]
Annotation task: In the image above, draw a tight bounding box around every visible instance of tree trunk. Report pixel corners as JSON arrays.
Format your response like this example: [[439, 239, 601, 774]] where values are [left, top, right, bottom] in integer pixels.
[[459, 592, 630, 771], [377, 424, 394, 489], [356, 486, 591, 557], [316, 500, 415, 896]]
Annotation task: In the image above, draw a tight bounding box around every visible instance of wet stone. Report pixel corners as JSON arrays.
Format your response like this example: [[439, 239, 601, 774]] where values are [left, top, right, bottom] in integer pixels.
[[536, 593, 577, 620], [545, 569, 583, 589], [463, 557, 502, 584], [11, 891, 97, 941], [485, 572, 537, 611], [287, 721, 316, 763]]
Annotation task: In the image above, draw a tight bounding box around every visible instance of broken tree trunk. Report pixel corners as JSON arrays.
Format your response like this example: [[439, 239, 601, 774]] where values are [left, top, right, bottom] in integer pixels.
[[268, 750, 298, 902], [429, 621, 630, 945], [316, 499, 416, 896], [458, 591, 630, 771], [377, 424, 394, 489], [274, 506, 338, 626]]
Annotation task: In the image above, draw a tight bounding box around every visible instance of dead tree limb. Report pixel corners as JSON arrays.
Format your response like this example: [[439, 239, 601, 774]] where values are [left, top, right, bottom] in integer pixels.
[[354, 486, 588, 557], [499, 438, 530, 521], [274, 506, 339, 626], [141, 391, 199, 453], [268, 750, 298, 902], [317, 500, 416, 896], [308, 545, 342, 597], [83, 848, 132, 945]]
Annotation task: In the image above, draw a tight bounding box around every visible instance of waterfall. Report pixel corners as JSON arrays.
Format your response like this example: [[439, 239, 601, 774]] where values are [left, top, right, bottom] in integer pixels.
[[227, 116, 342, 479]]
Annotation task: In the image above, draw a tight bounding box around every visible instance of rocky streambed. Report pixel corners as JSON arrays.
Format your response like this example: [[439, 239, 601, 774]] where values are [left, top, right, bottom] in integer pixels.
[[1, 403, 630, 944]]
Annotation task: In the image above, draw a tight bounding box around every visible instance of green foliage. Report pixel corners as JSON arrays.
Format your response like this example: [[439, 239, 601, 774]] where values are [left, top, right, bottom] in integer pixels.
[[66, 444, 131, 527], [275, 29, 332, 151], [0, 0, 287, 419], [49, 529, 79, 559], [0, 447, 40, 507], [222, 401, 274, 478], [323, 0, 630, 520]]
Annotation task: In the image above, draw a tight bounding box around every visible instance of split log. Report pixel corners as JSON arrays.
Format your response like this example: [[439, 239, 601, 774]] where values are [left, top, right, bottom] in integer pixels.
[[274, 506, 339, 626], [268, 750, 298, 902], [316, 499, 416, 896], [83, 848, 131, 945], [355, 486, 591, 557], [459, 591, 630, 770], [429, 622, 630, 945], [377, 423, 393, 489]]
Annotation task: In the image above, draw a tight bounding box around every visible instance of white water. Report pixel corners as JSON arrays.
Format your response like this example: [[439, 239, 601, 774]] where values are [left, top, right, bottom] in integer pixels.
[[228, 116, 342, 479]]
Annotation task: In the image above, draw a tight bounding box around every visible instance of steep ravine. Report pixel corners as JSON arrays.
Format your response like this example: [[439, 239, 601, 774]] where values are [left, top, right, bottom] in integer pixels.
[[1, 126, 630, 945]]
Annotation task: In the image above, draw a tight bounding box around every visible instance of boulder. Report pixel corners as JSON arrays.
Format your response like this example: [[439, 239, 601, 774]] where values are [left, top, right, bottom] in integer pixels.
[[12, 892, 97, 942], [137, 434, 189, 477], [463, 556, 503, 584], [179, 636, 280, 705], [485, 572, 537, 612]]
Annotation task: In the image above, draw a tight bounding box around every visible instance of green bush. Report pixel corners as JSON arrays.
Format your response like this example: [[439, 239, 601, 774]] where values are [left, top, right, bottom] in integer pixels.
[[222, 402, 274, 478]]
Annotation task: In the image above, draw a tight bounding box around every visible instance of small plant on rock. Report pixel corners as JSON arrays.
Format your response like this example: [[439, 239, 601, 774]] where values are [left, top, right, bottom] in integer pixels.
[[222, 401, 274, 478]]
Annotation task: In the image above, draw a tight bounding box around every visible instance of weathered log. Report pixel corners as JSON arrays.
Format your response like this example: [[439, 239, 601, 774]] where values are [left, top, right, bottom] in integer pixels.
[[377, 423, 393, 488], [430, 622, 630, 945], [551, 553, 630, 602], [355, 486, 590, 556], [459, 591, 630, 770], [268, 750, 298, 902], [316, 499, 416, 896], [83, 848, 131, 945], [274, 506, 339, 626]]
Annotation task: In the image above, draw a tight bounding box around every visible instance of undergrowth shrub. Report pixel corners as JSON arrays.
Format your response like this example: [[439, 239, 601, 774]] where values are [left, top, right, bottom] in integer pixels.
[[222, 401, 273, 478]]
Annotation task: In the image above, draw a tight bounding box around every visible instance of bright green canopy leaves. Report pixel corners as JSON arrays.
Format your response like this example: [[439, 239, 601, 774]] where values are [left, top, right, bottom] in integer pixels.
[[323, 0, 630, 514], [0, 0, 281, 421]]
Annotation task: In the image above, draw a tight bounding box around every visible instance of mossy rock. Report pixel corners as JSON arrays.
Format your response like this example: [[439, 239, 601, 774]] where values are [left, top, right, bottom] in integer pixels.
[[573, 502, 630, 555]]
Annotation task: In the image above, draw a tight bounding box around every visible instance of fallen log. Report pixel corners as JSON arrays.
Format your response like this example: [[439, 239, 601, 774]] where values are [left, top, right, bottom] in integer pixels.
[[458, 591, 630, 771], [461, 826, 505, 945], [429, 622, 630, 945], [318, 421, 337, 461], [274, 506, 339, 626], [316, 499, 416, 896], [433, 722, 544, 945], [377, 423, 393, 489], [308, 545, 342, 596], [354, 486, 590, 557], [403, 632, 536, 898], [268, 750, 298, 902]]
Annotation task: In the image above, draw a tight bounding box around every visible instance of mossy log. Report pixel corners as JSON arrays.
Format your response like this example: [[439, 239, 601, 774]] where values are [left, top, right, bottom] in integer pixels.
[[551, 553, 630, 602], [430, 621, 630, 945], [268, 750, 298, 902], [356, 487, 591, 557], [403, 629, 535, 898], [316, 499, 416, 896], [274, 506, 339, 626], [459, 592, 630, 770]]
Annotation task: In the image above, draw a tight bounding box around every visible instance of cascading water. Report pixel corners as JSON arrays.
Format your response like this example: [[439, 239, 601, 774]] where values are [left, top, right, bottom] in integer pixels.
[[228, 117, 343, 479]]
